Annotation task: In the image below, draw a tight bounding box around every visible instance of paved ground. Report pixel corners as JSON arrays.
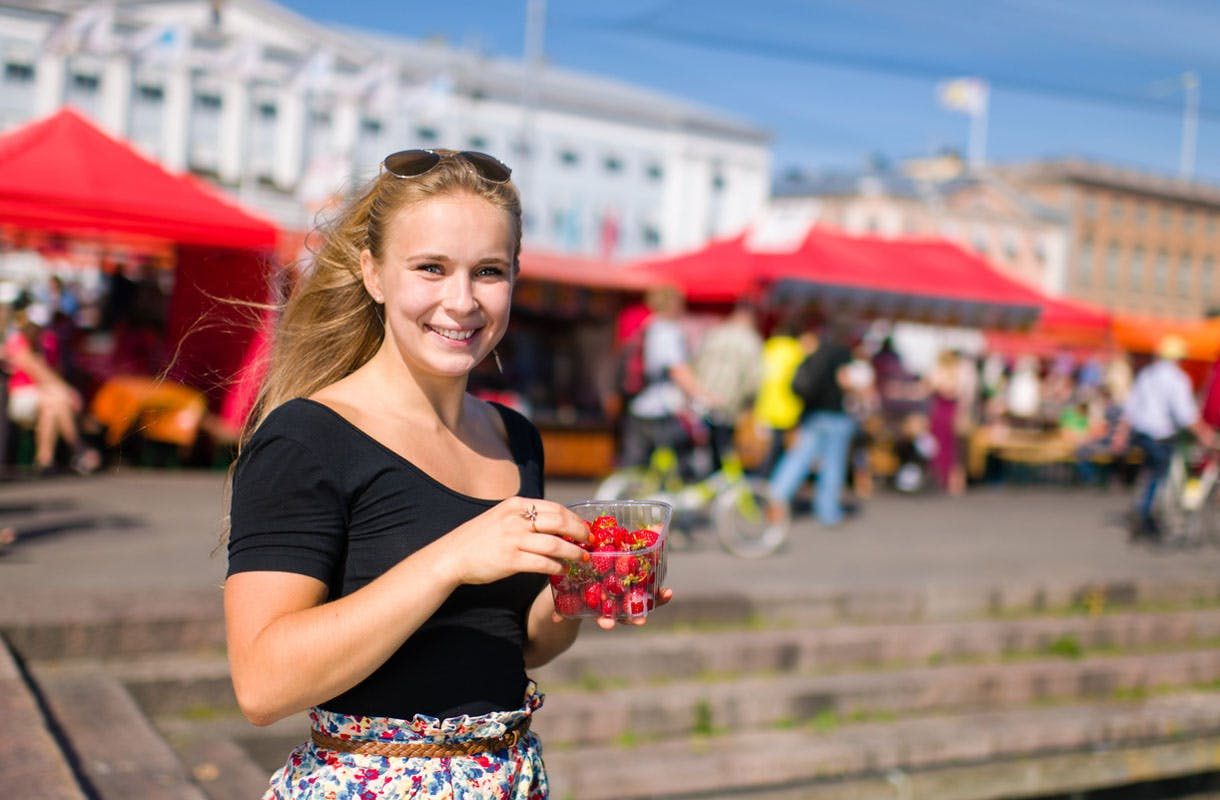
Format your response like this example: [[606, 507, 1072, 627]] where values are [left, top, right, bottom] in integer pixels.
[[3, 468, 1220, 620]]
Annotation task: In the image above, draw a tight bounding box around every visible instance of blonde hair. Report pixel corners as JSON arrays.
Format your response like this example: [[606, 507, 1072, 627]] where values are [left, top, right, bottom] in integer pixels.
[[241, 151, 522, 449]]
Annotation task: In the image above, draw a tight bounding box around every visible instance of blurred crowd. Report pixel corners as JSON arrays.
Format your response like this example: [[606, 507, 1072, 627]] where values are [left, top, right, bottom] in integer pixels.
[[608, 286, 1220, 531]]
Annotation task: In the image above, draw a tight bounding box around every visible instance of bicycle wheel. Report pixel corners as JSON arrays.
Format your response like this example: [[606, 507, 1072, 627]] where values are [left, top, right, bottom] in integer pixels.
[[594, 468, 659, 501], [712, 478, 788, 558]]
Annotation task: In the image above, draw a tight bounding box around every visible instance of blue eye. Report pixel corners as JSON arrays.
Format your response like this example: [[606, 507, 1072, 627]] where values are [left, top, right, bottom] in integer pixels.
[[417, 262, 444, 274], [477, 266, 507, 278]]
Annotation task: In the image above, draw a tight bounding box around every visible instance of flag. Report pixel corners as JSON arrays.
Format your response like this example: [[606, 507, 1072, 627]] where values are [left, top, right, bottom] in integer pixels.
[[128, 23, 188, 69], [44, 2, 115, 56], [937, 77, 988, 116]]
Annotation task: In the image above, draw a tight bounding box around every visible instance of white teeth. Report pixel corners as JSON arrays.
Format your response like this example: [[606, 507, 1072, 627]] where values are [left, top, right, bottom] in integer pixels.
[[430, 326, 475, 341]]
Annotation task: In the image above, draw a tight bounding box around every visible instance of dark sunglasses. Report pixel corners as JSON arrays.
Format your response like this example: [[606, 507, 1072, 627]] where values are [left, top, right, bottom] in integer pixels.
[[381, 149, 512, 184]]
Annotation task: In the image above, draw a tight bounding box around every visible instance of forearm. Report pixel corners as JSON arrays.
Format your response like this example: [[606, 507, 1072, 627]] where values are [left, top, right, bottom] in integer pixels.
[[523, 587, 582, 668], [226, 540, 459, 725]]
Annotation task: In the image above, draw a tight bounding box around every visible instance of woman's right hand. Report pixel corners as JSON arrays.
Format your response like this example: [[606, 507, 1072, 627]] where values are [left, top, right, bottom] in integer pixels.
[[438, 497, 591, 587]]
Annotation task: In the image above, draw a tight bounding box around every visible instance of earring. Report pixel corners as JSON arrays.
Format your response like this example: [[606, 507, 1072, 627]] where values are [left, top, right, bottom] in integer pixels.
[[493, 349, 504, 374]]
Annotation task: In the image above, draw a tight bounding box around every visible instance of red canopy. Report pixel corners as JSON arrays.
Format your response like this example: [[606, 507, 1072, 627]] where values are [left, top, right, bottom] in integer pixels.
[[622, 233, 761, 303], [0, 108, 277, 249]]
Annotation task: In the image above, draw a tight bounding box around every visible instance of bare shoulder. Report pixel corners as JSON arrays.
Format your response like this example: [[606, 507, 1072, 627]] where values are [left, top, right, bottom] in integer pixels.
[[470, 394, 510, 443]]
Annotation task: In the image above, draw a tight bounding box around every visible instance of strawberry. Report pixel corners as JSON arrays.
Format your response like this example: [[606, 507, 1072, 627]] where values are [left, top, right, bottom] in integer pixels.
[[599, 597, 618, 617], [548, 573, 564, 587], [613, 526, 636, 549], [601, 574, 625, 596], [614, 554, 637, 577], [622, 587, 649, 616], [591, 552, 615, 575], [633, 528, 659, 549], [582, 583, 603, 610], [554, 592, 583, 617]]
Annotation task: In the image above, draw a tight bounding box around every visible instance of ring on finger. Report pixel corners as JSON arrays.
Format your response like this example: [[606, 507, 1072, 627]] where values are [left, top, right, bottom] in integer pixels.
[[523, 504, 539, 532]]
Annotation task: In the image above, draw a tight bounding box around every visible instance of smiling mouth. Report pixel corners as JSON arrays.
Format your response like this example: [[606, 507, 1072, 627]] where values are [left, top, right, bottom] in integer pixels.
[[426, 325, 479, 342]]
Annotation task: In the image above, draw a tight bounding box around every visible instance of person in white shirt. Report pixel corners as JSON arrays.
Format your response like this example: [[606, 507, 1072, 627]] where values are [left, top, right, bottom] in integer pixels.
[[1113, 336, 1214, 540]]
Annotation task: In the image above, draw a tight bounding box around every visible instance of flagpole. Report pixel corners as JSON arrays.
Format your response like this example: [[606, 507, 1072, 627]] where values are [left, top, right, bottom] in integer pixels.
[[1180, 71, 1199, 180], [968, 89, 988, 171]]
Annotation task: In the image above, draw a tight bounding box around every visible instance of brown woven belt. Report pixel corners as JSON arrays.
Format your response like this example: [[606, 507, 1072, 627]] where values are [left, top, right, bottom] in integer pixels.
[[310, 718, 530, 758]]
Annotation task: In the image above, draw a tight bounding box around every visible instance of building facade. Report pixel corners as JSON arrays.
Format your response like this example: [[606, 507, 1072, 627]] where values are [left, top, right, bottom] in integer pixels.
[[0, 0, 771, 258], [1004, 160, 1220, 319]]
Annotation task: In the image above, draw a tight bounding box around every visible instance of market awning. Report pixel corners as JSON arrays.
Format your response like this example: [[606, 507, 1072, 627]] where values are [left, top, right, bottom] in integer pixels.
[[1112, 314, 1220, 362], [765, 228, 1045, 329], [518, 249, 653, 291], [0, 108, 278, 249], [619, 234, 762, 303]]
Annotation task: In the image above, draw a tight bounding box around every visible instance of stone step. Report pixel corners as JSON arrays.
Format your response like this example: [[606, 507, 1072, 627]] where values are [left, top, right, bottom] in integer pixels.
[[6, 576, 1220, 662], [29, 660, 209, 799], [84, 608, 1220, 720], [534, 648, 1220, 747], [0, 638, 84, 800], [542, 691, 1220, 800], [537, 606, 1220, 687]]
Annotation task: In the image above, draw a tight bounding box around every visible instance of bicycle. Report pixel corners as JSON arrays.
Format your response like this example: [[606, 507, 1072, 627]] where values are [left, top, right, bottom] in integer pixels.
[[1151, 435, 1220, 546], [595, 445, 790, 558]]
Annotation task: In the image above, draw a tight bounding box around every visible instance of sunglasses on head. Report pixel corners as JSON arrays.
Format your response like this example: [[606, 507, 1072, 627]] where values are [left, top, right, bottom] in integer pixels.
[[381, 149, 512, 184]]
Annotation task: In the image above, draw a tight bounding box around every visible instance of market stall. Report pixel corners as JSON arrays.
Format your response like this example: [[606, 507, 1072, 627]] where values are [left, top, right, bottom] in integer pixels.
[[0, 108, 279, 415]]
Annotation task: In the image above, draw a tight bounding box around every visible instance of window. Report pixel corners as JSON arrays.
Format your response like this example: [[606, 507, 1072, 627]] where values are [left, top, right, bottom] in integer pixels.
[[1134, 204, 1148, 224], [360, 117, 382, 136], [1109, 198, 1124, 222], [136, 84, 163, 103], [1104, 244, 1120, 289], [71, 73, 100, 93], [467, 134, 488, 149], [603, 155, 623, 174], [645, 163, 664, 181], [1202, 257, 1215, 302], [1077, 238, 1094, 286], [415, 125, 439, 143], [711, 170, 726, 192], [511, 138, 532, 159], [1183, 212, 1196, 234], [641, 223, 661, 247], [1179, 254, 1193, 297], [4, 63, 34, 83], [194, 93, 222, 111], [1125, 247, 1143, 290], [1160, 207, 1173, 228], [558, 149, 580, 167], [257, 102, 277, 120], [309, 110, 331, 128], [1082, 196, 1097, 218], [1154, 250, 1169, 293]]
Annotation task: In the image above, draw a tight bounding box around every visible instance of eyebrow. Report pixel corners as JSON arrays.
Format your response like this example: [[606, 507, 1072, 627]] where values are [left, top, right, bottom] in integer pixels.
[[408, 253, 511, 266]]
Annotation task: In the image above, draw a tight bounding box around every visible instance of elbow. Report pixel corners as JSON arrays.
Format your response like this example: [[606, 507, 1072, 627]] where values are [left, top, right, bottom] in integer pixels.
[[232, 680, 288, 727]]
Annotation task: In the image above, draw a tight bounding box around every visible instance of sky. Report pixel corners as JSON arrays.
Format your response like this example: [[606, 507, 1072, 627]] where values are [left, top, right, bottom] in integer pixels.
[[277, 0, 1220, 184]]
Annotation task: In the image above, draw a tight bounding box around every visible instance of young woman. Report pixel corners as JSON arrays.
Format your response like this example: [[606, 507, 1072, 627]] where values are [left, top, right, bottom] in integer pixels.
[[225, 149, 670, 798]]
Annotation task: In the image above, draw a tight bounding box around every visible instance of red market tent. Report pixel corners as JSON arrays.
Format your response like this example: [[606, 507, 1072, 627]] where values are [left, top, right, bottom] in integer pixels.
[[621, 233, 763, 303], [0, 108, 280, 403]]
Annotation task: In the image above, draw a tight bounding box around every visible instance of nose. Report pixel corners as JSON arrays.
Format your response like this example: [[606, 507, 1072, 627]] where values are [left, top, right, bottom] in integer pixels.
[[441, 271, 478, 316]]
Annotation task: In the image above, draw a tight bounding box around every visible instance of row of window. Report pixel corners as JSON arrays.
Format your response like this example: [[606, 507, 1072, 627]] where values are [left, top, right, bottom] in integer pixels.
[[1082, 194, 1220, 236], [1076, 239, 1216, 297]]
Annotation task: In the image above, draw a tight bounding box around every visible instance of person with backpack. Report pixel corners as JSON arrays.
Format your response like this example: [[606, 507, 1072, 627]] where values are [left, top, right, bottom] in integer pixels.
[[767, 318, 858, 527], [618, 284, 716, 470]]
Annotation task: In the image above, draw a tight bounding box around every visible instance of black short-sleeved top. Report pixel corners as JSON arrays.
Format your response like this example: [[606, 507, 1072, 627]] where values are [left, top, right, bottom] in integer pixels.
[[227, 397, 547, 721]]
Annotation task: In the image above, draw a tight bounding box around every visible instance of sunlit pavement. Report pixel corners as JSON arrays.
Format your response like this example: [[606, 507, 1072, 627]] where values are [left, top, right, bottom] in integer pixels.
[[3, 468, 1219, 618]]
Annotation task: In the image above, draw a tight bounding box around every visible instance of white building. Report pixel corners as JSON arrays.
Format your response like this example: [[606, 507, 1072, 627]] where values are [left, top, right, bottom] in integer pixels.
[[0, 0, 771, 258]]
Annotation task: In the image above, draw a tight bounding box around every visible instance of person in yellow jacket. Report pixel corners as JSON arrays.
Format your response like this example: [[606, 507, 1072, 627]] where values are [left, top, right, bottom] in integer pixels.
[[753, 321, 816, 474]]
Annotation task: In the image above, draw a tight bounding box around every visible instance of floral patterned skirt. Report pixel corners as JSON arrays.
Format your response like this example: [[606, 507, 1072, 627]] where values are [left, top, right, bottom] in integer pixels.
[[263, 683, 547, 799]]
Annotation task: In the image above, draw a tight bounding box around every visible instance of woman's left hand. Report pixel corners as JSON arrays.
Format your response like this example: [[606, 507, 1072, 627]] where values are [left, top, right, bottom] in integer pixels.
[[549, 587, 675, 630]]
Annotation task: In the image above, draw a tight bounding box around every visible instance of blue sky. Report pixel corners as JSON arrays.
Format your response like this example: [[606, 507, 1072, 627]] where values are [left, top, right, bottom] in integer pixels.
[[278, 0, 1220, 183]]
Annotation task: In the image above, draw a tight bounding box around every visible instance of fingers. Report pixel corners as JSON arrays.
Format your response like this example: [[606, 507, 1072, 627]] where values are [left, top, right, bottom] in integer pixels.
[[512, 498, 589, 543]]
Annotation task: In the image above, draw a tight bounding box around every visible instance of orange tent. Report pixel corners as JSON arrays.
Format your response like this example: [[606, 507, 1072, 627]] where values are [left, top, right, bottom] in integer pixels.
[[1111, 315, 1220, 362]]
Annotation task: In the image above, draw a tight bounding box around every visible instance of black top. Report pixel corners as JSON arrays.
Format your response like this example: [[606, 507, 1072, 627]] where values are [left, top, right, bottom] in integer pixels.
[[227, 398, 547, 721], [797, 342, 853, 416]]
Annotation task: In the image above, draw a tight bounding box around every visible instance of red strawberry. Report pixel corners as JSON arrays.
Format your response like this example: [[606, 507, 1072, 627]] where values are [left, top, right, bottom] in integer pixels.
[[600, 597, 618, 617], [582, 583, 603, 610], [613, 526, 636, 549], [591, 552, 615, 575], [590, 526, 615, 549], [622, 587, 649, 616], [615, 554, 637, 577], [633, 528, 659, 549], [549, 573, 564, 587], [601, 574, 625, 596], [554, 592, 583, 617]]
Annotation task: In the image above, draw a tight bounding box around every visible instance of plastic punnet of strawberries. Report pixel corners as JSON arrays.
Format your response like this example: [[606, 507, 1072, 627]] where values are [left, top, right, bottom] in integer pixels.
[[552, 501, 671, 622]]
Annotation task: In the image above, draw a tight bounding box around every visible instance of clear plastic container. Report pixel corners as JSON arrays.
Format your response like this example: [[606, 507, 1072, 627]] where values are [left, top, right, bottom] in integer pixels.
[[551, 500, 672, 621]]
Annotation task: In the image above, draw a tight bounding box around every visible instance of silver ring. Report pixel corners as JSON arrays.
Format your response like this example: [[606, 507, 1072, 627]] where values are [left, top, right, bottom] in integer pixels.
[[523, 504, 539, 531]]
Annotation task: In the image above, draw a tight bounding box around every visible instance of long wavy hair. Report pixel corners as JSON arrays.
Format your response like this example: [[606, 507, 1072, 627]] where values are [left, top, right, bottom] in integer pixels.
[[240, 151, 522, 451]]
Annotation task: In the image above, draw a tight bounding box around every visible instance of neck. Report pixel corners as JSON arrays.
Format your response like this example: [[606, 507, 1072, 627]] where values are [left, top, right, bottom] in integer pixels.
[[365, 341, 470, 431]]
